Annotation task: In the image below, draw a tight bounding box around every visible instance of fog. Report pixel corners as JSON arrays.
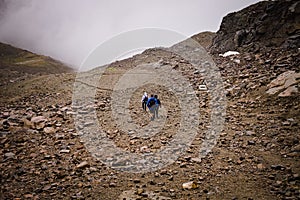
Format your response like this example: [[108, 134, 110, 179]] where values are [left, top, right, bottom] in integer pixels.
[[0, 0, 261, 69]]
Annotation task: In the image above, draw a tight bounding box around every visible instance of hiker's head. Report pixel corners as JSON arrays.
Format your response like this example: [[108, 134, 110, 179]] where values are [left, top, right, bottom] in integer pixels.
[[151, 94, 154, 97], [144, 92, 147, 96], [154, 95, 158, 99]]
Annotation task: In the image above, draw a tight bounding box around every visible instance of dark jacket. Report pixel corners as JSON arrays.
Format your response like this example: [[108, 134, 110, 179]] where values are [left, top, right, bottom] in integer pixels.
[[146, 97, 158, 108]]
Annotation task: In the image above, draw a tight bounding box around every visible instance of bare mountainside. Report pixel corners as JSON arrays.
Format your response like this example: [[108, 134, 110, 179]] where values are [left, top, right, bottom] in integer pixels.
[[0, 42, 73, 86], [0, 1, 299, 200]]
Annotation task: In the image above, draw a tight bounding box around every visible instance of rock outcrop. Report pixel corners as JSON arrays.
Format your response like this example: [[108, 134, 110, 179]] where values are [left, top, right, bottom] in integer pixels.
[[266, 70, 300, 97], [210, 0, 300, 54]]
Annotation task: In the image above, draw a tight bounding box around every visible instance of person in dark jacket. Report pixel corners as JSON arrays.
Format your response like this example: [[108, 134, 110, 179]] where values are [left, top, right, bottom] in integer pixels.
[[154, 95, 161, 118], [141, 92, 148, 111]]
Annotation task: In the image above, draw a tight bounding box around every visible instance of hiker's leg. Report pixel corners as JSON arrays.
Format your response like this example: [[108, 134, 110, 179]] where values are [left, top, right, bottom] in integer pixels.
[[150, 110, 154, 120], [150, 107, 155, 120]]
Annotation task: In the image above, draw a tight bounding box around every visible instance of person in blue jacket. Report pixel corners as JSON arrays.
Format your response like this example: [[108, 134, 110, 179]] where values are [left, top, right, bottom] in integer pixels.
[[154, 95, 161, 118], [147, 94, 158, 121]]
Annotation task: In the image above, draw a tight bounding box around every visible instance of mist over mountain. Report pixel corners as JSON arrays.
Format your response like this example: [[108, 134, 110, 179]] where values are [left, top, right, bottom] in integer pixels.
[[0, 0, 260, 69]]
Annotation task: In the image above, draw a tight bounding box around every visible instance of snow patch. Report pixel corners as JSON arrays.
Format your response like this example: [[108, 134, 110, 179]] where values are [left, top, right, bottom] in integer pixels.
[[219, 51, 240, 57]]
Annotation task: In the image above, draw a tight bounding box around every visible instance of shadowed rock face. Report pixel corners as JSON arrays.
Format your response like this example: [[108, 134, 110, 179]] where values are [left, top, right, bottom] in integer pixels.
[[210, 0, 300, 54]]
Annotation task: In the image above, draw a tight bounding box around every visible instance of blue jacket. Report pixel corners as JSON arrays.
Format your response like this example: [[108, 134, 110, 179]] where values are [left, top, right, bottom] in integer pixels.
[[146, 97, 158, 109]]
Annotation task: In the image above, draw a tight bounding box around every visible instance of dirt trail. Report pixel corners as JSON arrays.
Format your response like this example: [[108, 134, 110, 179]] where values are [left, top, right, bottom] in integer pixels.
[[1, 45, 299, 199]]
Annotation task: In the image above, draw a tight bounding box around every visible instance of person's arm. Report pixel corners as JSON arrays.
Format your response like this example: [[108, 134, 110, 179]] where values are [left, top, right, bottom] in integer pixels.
[[146, 98, 151, 107]]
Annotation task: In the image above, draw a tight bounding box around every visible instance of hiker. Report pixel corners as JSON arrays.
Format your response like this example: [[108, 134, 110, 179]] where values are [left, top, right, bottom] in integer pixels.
[[141, 92, 148, 111], [154, 95, 161, 118], [147, 94, 158, 120]]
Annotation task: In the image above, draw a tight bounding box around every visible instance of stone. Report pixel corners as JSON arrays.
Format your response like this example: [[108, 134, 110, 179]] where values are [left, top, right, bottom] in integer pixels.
[[278, 86, 298, 97], [24, 194, 34, 198], [266, 85, 284, 95], [233, 59, 241, 64], [182, 181, 198, 189], [291, 144, 300, 152], [76, 161, 89, 169], [4, 152, 15, 159], [44, 127, 56, 134], [198, 85, 208, 91], [191, 158, 202, 163], [246, 131, 255, 136], [292, 173, 299, 179], [271, 164, 285, 170], [35, 122, 46, 130], [98, 102, 106, 108], [267, 71, 294, 88], [22, 118, 33, 128], [59, 149, 70, 153], [66, 111, 76, 115], [257, 163, 264, 169], [266, 71, 300, 96], [42, 185, 51, 191], [136, 188, 144, 195], [140, 146, 150, 153], [31, 116, 47, 123], [109, 182, 116, 187]]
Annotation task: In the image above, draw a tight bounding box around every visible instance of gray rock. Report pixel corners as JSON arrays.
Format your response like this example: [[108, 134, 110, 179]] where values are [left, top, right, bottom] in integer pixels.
[[4, 152, 15, 159]]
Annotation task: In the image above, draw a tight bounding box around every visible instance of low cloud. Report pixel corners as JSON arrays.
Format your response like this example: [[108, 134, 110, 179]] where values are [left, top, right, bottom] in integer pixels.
[[0, 0, 260, 69]]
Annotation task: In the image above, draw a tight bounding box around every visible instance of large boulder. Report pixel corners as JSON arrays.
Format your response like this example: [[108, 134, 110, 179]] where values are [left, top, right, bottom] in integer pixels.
[[266, 70, 300, 97]]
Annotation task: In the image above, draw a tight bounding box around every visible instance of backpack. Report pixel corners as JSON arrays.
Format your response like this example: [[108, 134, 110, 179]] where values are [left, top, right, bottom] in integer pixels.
[[143, 96, 148, 103], [156, 99, 161, 105], [147, 98, 156, 107]]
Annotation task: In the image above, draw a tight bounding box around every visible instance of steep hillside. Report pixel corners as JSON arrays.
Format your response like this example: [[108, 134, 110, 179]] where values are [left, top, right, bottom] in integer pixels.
[[191, 31, 216, 50], [0, 42, 72, 86], [0, 1, 299, 200], [210, 0, 300, 54]]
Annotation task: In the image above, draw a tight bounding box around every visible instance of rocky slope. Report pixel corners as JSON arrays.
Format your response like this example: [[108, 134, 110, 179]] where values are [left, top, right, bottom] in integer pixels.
[[0, 1, 299, 200], [0, 42, 72, 86], [191, 31, 216, 50], [210, 0, 300, 53]]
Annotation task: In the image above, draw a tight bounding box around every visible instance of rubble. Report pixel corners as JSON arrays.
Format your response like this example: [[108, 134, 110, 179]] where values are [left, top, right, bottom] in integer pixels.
[[0, 1, 299, 199]]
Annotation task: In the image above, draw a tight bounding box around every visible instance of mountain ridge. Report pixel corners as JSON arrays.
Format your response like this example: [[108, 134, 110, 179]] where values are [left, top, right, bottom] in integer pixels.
[[0, 42, 73, 85]]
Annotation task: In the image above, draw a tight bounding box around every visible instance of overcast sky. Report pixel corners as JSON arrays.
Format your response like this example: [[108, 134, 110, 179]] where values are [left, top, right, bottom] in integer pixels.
[[0, 0, 261, 69]]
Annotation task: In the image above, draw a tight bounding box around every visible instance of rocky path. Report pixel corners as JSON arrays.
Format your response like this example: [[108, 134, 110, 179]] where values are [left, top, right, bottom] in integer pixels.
[[0, 46, 299, 199]]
